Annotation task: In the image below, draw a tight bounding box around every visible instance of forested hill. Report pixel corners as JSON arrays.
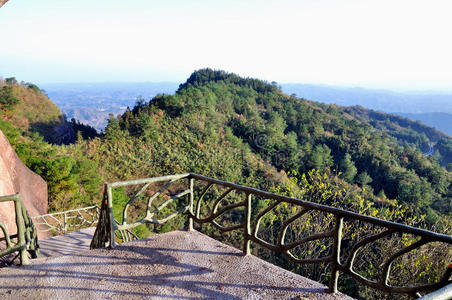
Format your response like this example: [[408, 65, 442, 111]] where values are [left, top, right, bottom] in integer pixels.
[[0, 77, 98, 144], [0, 77, 67, 143], [1, 70, 450, 299], [0, 77, 101, 211], [1, 70, 451, 229], [397, 112, 452, 136], [341, 106, 452, 166], [106, 69, 451, 224]]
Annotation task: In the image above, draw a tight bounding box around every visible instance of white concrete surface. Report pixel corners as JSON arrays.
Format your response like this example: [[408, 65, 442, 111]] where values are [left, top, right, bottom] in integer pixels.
[[0, 230, 353, 299]]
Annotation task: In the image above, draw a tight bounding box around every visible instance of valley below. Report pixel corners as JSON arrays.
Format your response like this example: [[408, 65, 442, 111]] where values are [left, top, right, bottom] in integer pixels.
[[41, 82, 179, 131]]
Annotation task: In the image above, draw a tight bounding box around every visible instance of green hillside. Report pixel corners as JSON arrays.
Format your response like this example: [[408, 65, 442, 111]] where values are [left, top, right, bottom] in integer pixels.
[[2, 70, 451, 224], [95, 69, 451, 298], [397, 112, 452, 137], [0, 77, 101, 211], [2, 70, 451, 299], [101, 69, 451, 222], [343, 106, 447, 149], [0, 77, 63, 140]]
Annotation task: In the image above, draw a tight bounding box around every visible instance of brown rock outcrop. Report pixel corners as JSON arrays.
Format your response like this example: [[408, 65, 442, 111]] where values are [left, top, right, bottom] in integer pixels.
[[0, 129, 47, 237]]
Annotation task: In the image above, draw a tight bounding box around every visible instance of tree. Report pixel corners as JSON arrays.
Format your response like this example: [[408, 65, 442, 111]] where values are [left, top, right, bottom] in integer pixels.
[[396, 170, 433, 208], [339, 153, 357, 183], [104, 114, 125, 141], [5, 77, 17, 85], [0, 86, 19, 109], [307, 144, 333, 172], [356, 171, 372, 187], [26, 83, 42, 94]]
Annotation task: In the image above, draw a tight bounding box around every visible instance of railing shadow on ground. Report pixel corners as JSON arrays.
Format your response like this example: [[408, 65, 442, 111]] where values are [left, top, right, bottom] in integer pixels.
[[91, 173, 452, 299], [38, 228, 95, 257], [0, 234, 327, 299]]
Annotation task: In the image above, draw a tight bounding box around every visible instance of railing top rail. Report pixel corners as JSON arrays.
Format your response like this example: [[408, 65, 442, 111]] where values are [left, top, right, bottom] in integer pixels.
[[31, 205, 100, 218], [107, 173, 190, 188], [187, 173, 452, 244], [103, 173, 452, 243], [0, 193, 20, 203]]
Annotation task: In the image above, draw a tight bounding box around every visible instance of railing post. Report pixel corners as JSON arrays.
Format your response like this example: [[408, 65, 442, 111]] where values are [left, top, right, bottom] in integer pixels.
[[188, 178, 194, 231], [106, 184, 117, 248], [243, 193, 252, 256], [14, 194, 29, 265], [63, 212, 67, 234], [329, 215, 343, 293]]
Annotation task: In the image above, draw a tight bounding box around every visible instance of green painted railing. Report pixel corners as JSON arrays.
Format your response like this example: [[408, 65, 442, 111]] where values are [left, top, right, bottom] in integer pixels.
[[32, 205, 99, 235], [91, 173, 452, 297], [0, 193, 39, 265]]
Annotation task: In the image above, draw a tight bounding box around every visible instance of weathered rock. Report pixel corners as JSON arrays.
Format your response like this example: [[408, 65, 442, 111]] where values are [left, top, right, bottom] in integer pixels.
[[0, 129, 47, 237], [0, 1, 8, 8]]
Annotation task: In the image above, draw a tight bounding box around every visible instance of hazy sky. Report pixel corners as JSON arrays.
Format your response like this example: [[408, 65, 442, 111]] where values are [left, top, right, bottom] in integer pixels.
[[0, 0, 451, 91]]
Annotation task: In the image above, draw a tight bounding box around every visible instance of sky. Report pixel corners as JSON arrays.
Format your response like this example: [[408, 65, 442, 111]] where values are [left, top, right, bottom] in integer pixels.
[[0, 0, 451, 91]]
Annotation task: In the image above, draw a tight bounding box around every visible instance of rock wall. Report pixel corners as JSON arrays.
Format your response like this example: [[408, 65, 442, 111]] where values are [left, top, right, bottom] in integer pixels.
[[0, 129, 48, 237]]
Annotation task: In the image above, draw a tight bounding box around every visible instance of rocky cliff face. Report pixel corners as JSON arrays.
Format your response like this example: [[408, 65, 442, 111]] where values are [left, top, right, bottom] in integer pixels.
[[0, 129, 47, 236]]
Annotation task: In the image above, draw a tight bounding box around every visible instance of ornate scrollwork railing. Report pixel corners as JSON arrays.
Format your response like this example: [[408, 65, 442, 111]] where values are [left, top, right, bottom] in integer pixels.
[[32, 204, 137, 245], [32, 205, 100, 234], [0, 193, 39, 265], [91, 173, 452, 297]]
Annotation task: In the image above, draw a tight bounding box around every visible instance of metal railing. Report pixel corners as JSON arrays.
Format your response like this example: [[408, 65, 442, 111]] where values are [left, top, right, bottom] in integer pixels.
[[0, 193, 39, 265], [419, 282, 452, 300], [90, 185, 138, 249], [32, 205, 100, 235], [91, 173, 452, 297]]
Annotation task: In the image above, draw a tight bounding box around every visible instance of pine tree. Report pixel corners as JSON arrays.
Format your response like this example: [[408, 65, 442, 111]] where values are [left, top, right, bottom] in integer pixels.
[[339, 153, 357, 183]]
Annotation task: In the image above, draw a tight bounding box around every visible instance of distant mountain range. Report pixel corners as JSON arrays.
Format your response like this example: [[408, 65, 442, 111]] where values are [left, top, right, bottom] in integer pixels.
[[281, 83, 452, 136], [395, 112, 452, 136], [280, 84, 452, 114]]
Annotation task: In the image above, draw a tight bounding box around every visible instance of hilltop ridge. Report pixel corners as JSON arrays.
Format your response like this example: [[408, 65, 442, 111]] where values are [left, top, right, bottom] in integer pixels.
[[0, 78, 69, 143], [103, 69, 451, 223]]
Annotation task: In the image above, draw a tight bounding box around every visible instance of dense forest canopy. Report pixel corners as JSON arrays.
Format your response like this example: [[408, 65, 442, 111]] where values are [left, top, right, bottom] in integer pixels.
[[1, 70, 451, 225], [109, 69, 451, 224]]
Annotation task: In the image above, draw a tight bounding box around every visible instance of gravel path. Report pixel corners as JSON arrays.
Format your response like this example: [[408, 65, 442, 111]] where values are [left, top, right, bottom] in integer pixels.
[[0, 230, 353, 299]]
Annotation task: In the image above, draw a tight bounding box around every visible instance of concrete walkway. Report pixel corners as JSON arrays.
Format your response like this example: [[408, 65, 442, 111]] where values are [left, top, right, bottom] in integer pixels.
[[39, 227, 96, 257], [0, 230, 352, 299]]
